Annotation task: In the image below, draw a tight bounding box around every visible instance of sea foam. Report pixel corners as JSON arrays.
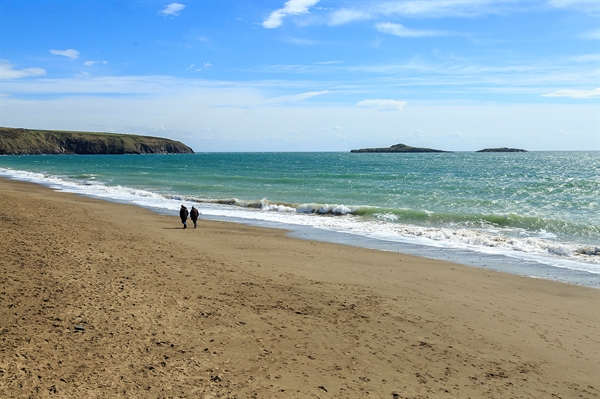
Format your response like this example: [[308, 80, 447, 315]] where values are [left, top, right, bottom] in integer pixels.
[[2, 163, 599, 280]]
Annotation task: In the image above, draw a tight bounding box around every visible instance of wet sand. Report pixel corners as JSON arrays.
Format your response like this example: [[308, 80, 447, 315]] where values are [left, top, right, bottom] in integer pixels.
[[0, 177, 598, 398]]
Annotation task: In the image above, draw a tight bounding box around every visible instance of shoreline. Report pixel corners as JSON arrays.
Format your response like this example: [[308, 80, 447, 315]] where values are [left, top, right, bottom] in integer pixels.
[[204, 214, 600, 289], [2, 168, 598, 288], [0, 178, 598, 398]]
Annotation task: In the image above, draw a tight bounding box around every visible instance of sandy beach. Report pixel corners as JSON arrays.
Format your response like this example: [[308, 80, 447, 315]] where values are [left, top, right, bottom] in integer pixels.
[[0, 177, 598, 398]]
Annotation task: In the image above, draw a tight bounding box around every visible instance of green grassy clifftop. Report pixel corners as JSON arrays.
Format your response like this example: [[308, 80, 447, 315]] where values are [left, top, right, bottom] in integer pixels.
[[0, 127, 194, 155]]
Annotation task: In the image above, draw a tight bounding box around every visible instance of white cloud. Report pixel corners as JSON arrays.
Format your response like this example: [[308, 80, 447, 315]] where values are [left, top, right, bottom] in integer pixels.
[[542, 88, 600, 98], [0, 60, 46, 79], [263, 0, 320, 29], [376, 22, 446, 38], [356, 99, 407, 111], [160, 3, 186, 17], [49, 49, 79, 59]]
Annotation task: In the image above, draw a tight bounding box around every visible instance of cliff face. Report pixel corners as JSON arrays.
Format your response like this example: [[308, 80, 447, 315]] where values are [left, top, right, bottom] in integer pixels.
[[0, 128, 194, 155], [351, 143, 448, 153]]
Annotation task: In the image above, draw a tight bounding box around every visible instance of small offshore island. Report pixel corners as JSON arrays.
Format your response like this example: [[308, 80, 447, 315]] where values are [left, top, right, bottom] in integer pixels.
[[0, 127, 194, 155], [351, 143, 448, 153], [351, 143, 528, 153], [477, 147, 528, 152]]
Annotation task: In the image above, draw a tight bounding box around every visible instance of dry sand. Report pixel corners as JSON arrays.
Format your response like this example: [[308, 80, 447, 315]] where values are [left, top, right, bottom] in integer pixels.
[[0, 177, 598, 398]]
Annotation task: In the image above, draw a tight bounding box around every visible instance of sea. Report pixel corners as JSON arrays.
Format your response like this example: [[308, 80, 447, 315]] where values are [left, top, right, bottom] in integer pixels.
[[1, 151, 598, 288]]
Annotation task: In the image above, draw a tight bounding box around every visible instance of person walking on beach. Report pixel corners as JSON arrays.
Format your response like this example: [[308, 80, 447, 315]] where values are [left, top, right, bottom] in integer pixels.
[[190, 206, 199, 229], [180, 205, 189, 229]]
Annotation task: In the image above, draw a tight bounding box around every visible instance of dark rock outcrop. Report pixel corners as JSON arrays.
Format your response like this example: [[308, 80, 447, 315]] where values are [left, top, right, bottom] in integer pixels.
[[0, 127, 194, 155], [351, 143, 448, 153], [476, 147, 527, 153]]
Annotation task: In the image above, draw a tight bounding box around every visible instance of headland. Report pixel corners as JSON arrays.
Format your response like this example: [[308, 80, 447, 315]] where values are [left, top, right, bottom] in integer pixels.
[[0, 127, 193, 155]]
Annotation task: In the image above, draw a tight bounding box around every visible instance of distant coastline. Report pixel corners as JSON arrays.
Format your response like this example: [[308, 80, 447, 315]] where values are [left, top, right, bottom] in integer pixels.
[[0, 127, 194, 155]]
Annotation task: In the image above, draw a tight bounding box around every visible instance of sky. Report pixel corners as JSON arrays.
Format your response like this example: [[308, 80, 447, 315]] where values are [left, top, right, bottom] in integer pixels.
[[1, 0, 599, 152]]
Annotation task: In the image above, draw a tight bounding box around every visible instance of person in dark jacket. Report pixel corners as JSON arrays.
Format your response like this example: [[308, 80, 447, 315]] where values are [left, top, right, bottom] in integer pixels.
[[190, 206, 199, 228], [180, 205, 189, 229]]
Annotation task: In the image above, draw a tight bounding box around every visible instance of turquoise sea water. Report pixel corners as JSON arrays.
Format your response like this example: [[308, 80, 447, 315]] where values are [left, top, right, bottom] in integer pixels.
[[1, 152, 598, 286]]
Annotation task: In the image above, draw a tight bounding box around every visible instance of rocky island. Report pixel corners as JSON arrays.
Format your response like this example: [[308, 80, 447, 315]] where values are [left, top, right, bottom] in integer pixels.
[[350, 143, 448, 153], [477, 147, 527, 153], [0, 127, 194, 155]]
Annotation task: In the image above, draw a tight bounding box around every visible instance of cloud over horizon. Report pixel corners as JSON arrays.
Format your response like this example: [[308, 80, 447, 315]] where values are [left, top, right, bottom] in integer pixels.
[[356, 99, 407, 111], [543, 88, 600, 98], [0, 60, 46, 80]]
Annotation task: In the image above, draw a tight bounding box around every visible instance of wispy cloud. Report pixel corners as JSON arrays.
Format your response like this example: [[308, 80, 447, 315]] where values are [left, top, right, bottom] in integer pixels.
[[546, 0, 599, 14], [313, 60, 343, 65], [0, 60, 46, 80], [251, 54, 598, 96], [3, 54, 598, 105], [186, 62, 212, 72], [376, 22, 448, 38], [328, 0, 504, 26], [283, 36, 323, 46], [84, 60, 108, 67], [542, 88, 600, 98], [268, 90, 330, 104], [580, 28, 600, 40], [570, 54, 599, 62], [328, 8, 371, 26], [356, 99, 407, 111], [263, 0, 320, 29], [160, 3, 186, 17], [49, 49, 79, 59]]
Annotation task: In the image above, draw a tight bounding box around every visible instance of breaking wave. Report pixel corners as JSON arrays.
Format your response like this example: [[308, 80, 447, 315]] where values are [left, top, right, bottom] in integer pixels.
[[1, 167, 598, 272]]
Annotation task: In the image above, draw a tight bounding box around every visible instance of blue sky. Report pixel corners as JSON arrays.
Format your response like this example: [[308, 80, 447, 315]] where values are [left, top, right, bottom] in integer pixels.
[[1, 0, 598, 151]]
